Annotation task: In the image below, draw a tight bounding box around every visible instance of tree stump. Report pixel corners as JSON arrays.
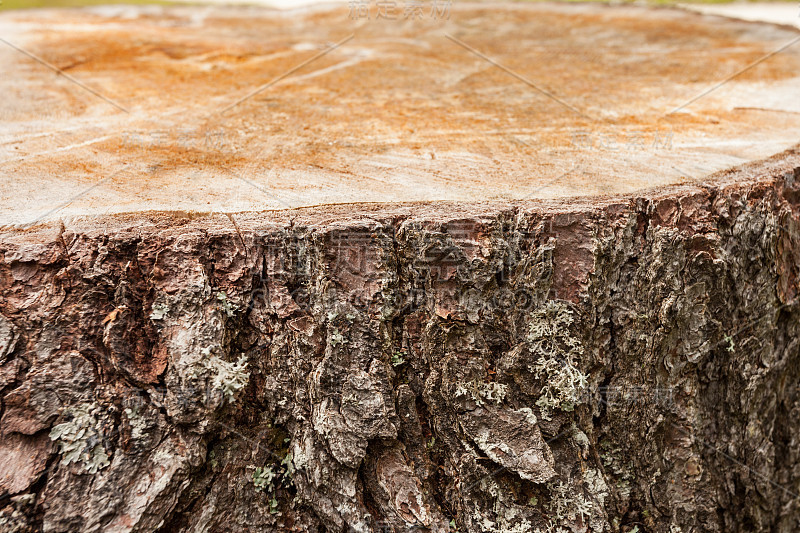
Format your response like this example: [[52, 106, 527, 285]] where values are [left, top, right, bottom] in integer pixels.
[[1, 3, 800, 532]]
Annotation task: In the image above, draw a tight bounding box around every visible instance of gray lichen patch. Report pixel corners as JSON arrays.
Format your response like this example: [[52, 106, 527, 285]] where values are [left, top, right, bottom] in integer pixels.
[[454, 379, 508, 406], [123, 406, 149, 441], [149, 302, 169, 321], [48, 403, 111, 474], [526, 301, 589, 419], [197, 350, 250, 404]]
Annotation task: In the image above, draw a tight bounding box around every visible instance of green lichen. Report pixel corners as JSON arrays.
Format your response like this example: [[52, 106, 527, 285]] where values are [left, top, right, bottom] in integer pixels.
[[252, 466, 280, 514], [49, 403, 110, 474], [329, 328, 347, 347], [252, 465, 277, 492], [250, 448, 295, 516], [724, 333, 735, 353], [391, 350, 406, 367], [281, 451, 296, 478], [216, 291, 235, 318]]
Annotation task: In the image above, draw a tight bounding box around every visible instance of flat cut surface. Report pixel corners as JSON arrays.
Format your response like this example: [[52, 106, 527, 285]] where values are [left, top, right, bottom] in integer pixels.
[[1, 1, 800, 226]]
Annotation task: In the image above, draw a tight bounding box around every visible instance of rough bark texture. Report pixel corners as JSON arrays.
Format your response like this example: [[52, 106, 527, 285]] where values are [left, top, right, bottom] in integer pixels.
[[2, 150, 800, 533]]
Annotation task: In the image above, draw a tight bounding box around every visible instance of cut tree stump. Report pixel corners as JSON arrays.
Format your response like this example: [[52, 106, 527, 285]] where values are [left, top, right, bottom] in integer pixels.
[[1, 3, 800, 533]]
